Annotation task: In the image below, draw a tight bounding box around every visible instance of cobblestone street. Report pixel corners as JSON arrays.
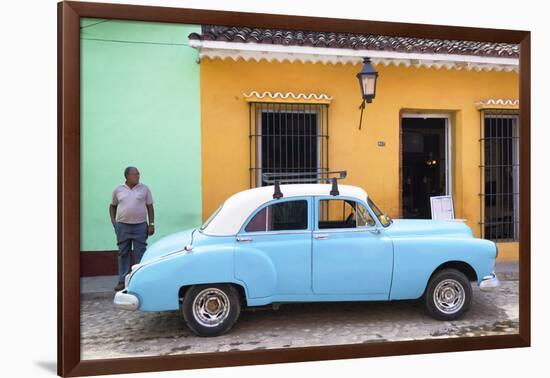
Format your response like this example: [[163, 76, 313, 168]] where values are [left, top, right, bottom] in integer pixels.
[[81, 281, 518, 360]]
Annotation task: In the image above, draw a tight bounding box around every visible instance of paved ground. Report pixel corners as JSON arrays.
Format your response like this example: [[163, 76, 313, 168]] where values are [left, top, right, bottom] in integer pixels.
[[80, 281, 518, 360]]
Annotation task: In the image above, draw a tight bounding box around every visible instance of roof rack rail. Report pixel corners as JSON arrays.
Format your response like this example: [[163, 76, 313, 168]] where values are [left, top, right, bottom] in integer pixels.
[[261, 171, 347, 199]]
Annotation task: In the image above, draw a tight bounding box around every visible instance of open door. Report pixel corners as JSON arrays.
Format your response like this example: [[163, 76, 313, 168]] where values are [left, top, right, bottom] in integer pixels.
[[401, 115, 451, 219]]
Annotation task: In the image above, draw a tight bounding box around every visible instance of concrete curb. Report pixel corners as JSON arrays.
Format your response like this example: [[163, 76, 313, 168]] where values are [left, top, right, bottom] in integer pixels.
[[81, 292, 116, 301], [496, 271, 519, 282], [495, 261, 519, 282]]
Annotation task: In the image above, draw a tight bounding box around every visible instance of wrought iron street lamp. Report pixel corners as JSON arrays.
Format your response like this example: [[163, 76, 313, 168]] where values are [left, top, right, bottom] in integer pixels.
[[356, 57, 378, 130]]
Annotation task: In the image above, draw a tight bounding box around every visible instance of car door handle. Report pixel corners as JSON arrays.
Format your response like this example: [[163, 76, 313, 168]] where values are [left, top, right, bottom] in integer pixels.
[[236, 237, 252, 242], [314, 234, 329, 240], [369, 228, 381, 235]]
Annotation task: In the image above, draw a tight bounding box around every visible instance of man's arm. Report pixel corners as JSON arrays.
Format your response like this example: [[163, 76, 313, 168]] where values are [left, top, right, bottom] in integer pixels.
[[110, 188, 119, 226], [146, 204, 155, 235], [109, 204, 117, 226]]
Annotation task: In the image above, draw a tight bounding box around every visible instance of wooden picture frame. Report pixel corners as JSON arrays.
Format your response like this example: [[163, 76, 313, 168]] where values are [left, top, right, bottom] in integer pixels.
[[58, 1, 531, 376]]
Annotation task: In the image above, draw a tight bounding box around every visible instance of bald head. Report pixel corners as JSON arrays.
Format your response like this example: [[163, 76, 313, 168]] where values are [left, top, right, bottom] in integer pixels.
[[124, 167, 140, 187]]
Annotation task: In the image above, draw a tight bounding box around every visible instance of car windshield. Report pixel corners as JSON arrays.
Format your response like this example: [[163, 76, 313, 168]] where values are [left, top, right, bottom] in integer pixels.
[[199, 203, 223, 232], [367, 197, 393, 227]]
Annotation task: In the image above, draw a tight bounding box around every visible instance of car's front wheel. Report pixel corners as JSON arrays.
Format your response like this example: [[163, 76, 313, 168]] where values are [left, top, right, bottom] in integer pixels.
[[424, 269, 472, 320], [182, 284, 241, 337]]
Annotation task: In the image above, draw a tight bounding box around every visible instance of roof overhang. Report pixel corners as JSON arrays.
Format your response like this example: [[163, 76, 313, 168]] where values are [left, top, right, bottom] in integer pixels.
[[189, 40, 518, 72]]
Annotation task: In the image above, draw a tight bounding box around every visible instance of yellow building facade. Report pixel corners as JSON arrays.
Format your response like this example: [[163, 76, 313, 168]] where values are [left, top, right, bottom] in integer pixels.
[[191, 27, 520, 261]]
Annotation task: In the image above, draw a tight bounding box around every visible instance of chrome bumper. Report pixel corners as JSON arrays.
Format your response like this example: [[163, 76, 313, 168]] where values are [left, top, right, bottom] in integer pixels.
[[114, 290, 139, 311], [479, 273, 500, 291]]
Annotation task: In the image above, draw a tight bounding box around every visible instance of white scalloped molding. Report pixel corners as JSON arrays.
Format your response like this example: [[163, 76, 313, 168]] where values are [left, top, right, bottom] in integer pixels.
[[477, 99, 520, 106], [243, 91, 333, 104], [475, 99, 519, 109], [189, 40, 519, 72]]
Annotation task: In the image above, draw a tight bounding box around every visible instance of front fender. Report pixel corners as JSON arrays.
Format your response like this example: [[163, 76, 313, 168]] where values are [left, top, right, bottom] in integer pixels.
[[127, 245, 242, 311]]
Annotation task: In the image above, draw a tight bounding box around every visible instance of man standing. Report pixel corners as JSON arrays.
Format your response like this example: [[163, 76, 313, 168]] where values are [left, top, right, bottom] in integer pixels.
[[110, 167, 155, 291]]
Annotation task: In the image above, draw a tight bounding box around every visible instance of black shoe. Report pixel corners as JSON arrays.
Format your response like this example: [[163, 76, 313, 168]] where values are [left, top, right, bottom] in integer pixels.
[[114, 281, 125, 291]]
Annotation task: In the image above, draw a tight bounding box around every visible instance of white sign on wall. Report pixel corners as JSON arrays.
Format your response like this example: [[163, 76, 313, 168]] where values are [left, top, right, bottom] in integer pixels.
[[430, 195, 455, 220]]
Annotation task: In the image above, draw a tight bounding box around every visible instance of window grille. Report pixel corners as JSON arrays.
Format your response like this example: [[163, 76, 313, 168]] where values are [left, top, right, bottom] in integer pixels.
[[479, 109, 520, 241], [249, 102, 329, 187]]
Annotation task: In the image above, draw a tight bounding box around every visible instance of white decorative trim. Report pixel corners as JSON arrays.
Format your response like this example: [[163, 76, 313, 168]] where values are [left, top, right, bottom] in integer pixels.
[[476, 99, 520, 106], [243, 91, 333, 102], [190, 40, 519, 72]]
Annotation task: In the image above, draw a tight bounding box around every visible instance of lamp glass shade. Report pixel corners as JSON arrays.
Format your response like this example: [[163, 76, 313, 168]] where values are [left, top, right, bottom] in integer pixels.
[[361, 75, 376, 97], [356, 57, 378, 102]]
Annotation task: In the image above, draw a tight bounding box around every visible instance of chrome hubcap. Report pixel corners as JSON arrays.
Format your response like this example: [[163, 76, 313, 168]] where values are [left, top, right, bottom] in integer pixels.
[[192, 288, 230, 327], [433, 279, 466, 314]]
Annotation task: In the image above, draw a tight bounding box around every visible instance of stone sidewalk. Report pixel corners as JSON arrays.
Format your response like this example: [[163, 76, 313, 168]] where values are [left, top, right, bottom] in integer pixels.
[[81, 279, 519, 360]]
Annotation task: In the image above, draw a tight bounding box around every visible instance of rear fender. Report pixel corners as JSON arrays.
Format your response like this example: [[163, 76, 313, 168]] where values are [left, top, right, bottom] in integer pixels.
[[234, 245, 277, 299], [128, 245, 245, 311]]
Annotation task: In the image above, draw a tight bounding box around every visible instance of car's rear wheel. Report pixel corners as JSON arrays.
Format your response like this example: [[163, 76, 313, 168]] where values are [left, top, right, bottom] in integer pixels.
[[424, 269, 472, 320], [182, 284, 241, 337]]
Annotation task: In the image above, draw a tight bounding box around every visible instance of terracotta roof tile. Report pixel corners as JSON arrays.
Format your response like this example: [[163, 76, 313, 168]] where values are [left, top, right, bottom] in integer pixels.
[[189, 25, 519, 58]]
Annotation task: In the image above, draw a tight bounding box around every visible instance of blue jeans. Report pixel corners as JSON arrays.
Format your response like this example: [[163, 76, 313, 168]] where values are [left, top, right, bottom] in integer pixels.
[[114, 222, 148, 283]]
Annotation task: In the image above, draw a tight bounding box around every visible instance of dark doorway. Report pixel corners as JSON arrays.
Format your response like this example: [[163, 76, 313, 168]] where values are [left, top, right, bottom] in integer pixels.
[[401, 117, 448, 219]]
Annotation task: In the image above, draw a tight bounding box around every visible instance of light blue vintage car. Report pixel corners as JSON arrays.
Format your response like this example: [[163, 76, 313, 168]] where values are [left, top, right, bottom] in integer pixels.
[[114, 173, 500, 337]]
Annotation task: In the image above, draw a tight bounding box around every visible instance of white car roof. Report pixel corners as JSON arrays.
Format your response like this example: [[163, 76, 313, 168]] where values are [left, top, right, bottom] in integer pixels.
[[201, 184, 368, 236]]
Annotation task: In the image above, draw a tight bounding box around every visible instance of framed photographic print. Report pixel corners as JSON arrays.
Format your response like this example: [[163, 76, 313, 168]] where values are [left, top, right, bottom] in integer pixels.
[[58, 1, 531, 376]]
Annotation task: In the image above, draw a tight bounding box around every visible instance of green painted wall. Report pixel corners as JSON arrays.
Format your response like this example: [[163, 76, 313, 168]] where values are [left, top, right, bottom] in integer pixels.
[[80, 19, 202, 251]]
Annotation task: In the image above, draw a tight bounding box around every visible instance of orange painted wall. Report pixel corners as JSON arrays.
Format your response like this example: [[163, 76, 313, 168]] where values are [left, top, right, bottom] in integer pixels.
[[199, 58, 519, 258]]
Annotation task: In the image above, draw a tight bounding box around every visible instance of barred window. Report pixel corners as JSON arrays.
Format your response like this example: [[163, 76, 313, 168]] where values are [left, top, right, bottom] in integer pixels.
[[480, 110, 519, 241], [249, 102, 329, 187]]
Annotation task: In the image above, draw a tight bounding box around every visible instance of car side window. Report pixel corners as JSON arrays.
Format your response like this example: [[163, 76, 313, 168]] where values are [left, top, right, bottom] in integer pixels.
[[245, 200, 308, 232], [318, 199, 375, 229]]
